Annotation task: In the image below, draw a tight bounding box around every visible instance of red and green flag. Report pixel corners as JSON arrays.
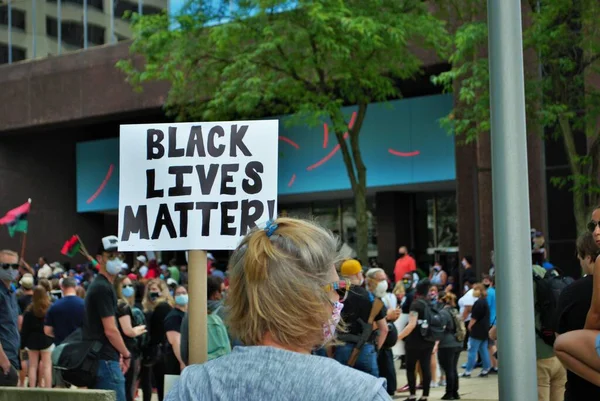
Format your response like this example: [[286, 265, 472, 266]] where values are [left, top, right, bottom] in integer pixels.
[[0, 201, 30, 237], [61, 235, 82, 257]]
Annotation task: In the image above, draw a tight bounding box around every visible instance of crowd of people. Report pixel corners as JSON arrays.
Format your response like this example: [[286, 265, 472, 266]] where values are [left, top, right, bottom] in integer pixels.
[[0, 213, 600, 401]]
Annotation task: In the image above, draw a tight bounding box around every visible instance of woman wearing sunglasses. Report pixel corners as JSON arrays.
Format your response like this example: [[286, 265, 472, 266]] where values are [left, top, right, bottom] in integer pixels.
[[554, 209, 600, 386], [115, 276, 147, 401], [166, 218, 391, 401]]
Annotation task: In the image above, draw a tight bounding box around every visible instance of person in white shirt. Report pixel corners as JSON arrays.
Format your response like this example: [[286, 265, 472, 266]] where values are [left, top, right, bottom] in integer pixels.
[[458, 280, 477, 322], [36, 257, 52, 280], [136, 256, 148, 279]]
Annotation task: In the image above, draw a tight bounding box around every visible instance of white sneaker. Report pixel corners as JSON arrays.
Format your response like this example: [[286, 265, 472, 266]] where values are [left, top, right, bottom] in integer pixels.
[[430, 381, 440, 388]]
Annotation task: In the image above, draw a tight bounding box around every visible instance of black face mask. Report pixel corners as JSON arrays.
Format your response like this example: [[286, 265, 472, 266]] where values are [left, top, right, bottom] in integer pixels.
[[398, 252, 406, 258], [484, 283, 491, 289]]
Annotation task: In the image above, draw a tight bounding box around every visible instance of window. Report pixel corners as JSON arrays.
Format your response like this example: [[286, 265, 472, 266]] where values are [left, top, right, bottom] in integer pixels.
[[342, 199, 377, 258], [279, 198, 378, 259], [0, 6, 26, 31], [48, 18, 105, 48], [114, 0, 137, 19], [142, 5, 163, 15], [114, 1, 165, 18], [88, 24, 105, 46], [0, 44, 27, 64], [46, 17, 58, 37], [47, 0, 104, 12], [426, 193, 458, 251]]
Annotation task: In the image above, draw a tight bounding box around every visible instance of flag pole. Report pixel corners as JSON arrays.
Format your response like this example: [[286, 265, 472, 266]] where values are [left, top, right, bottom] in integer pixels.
[[20, 198, 31, 262]]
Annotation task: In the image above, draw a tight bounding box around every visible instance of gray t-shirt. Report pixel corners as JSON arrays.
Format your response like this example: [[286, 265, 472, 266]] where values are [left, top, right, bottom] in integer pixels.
[[166, 346, 390, 401]]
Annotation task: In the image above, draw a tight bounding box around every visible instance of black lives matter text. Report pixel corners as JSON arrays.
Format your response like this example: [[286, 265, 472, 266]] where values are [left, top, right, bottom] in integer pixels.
[[121, 124, 275, 241]]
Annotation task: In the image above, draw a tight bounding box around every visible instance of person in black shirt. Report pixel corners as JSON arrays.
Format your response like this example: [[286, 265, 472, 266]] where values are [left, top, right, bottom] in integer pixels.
[[461, 283, 491, 378], [335, 259, 387, 377], [164, 285, 188, 375], [83, 236, 131, 401], [21, 285, 53, 388], [139, 279, 173, 401], [115, 276, 147, 401], [461, 256, 477, 292], [397, 279, 436, 401], [555, 231, 600, 399]]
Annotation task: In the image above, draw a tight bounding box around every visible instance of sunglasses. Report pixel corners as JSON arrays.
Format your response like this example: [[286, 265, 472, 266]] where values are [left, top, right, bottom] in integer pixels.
[[322, 280, 352, 302], [588, 220, 600, 233], [0, 263, 19, 270], [123, 285, 133, 289]]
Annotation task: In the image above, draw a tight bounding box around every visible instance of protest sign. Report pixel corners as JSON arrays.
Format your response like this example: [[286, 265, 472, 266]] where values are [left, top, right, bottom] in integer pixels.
[[118, 120, 278, 251]]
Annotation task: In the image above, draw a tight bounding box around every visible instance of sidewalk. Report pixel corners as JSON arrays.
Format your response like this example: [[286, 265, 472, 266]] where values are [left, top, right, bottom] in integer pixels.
[[393, 354, 499, 401]]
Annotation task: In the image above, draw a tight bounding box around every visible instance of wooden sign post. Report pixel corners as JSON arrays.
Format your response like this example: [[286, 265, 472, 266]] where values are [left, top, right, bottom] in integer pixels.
[[188, 249, 208, 364], [118, 119, 278, 385]]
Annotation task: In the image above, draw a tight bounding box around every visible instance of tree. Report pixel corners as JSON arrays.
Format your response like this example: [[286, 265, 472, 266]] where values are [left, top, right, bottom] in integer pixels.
[[118, 0, 449, 262], [433, 0, 600, 234]]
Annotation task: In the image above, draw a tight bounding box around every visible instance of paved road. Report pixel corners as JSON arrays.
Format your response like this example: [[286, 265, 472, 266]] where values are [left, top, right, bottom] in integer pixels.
[[393, 354, 499, 401]]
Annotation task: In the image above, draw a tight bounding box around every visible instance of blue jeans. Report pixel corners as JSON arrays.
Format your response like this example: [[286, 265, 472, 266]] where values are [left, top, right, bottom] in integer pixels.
[[465, 337, 491, 373], [334, 343, 379, 377], [94, 360, 126, 401]]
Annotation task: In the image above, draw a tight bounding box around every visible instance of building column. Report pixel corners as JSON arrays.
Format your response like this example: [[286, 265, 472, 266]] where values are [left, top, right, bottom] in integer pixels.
[[376, 192, 414, 280]]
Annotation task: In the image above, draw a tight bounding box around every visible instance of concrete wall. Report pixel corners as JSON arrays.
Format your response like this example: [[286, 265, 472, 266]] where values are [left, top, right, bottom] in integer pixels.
[[0, 388, 115, 401], [0, 41, 168, 134]]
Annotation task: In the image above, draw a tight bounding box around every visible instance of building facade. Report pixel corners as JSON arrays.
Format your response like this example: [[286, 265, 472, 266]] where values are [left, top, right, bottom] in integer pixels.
[[0, 0, 166, 64], [0, 2, 575, 279]]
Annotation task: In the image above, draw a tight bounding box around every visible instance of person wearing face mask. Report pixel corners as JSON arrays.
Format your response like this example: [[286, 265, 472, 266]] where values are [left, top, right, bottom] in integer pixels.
[[114, 276, 147, 401], [167, 218, 391, 401], [82, 236, 131, 401], [395, 273, 416, 379], [429, 262, 447, 288], [397, 279, 437, 401], [458, 279, 476, 351], [335, 261, 388, 378], [164, 286, 188, 375], [180, 276, 232, 365], [395, 246, 417, 285], [140, 279, 173, 401], [0, 249, 21, 387], [366, 268, 400, 396]]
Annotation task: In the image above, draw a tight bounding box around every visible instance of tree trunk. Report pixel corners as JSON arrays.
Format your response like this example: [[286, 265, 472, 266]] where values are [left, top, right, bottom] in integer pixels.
[[354, 178, 369, 264], [331, 104, 369, 264], [559, 115, 588, 234], [573, 190, 587, 235]]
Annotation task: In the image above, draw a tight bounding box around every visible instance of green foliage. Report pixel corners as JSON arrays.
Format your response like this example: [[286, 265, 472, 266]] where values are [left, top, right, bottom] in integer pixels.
[[434, 0, 600, 231], [118, 0, 449, 262], [119, 1, 449, 131]]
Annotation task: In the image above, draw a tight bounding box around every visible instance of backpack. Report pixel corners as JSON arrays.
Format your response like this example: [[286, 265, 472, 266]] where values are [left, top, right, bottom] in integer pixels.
[[207, 312, 232, 361], [533, 267, 574, 346], [444, 307, 466, 342], [132, 306, 149, 350], [417, 299, 446, 343], [52, 329, 103, 388]]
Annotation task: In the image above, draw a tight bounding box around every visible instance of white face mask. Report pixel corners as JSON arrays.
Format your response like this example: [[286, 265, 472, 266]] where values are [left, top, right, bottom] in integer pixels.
[[374, 280, 388, 298], [106, 259, 122, 276], [464, 284, 470, 293]]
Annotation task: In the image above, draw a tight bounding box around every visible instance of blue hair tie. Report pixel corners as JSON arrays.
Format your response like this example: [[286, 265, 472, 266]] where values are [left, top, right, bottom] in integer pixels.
[[265, 220, 278, 238]]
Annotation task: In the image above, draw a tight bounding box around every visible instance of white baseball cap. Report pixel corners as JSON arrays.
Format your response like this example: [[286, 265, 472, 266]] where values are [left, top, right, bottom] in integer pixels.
[[136, 255, 147, 263]]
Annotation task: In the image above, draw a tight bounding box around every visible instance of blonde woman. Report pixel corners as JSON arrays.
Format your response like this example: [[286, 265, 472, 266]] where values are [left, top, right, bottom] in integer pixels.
[[140, 279, 173, 401], [115, 276, 147, 401], [167, 218, 390, 401]]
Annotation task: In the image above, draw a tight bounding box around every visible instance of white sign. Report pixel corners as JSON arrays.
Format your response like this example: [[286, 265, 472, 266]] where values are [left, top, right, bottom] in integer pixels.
[[118, 120, 278, 251]]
